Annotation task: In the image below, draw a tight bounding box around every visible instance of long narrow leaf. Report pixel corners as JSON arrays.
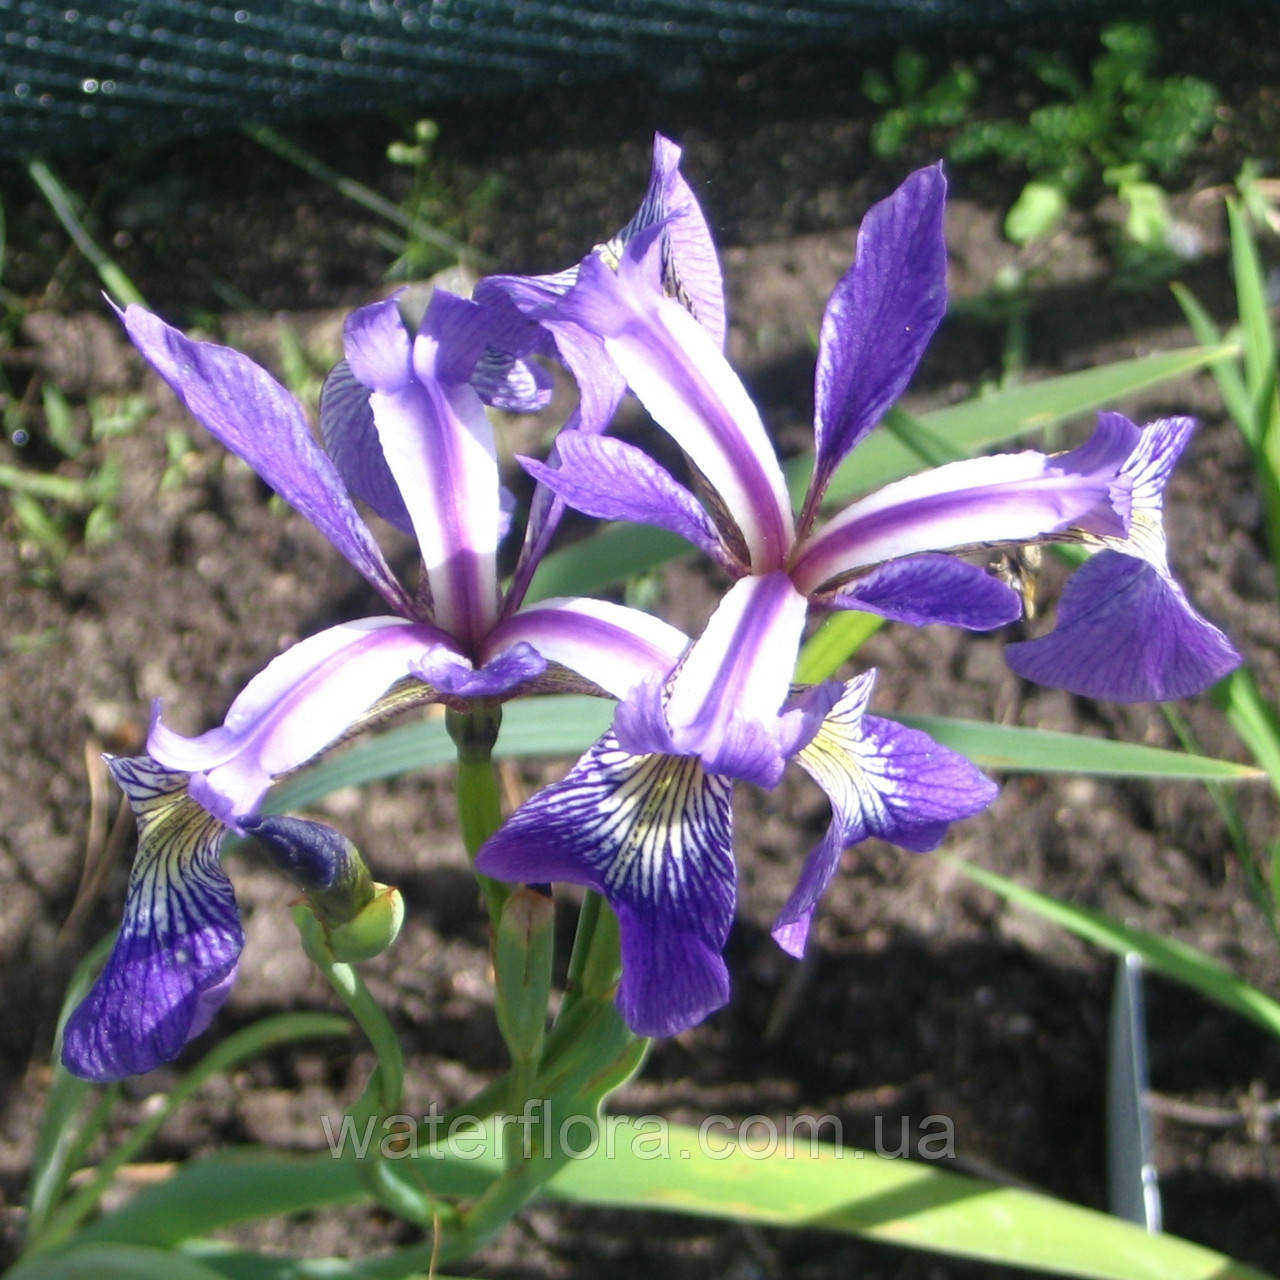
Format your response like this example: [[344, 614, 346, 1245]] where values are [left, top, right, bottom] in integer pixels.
[[8, 1243, 232, 1280], [945, 856, 1280, 1041], [64, 1130, 1273, 1280], [1226, 199, 1276, 403], [1212, 669, 1280, 799], [548, 1118, 1270, 1280], [893, 714, 1263, 780], [1170, 283, 1253, 438], [25, 932, 119, 1243], [809, 344, 1237, 506], [29, 1013, 351, 1255], [795, 611, 884, 683]]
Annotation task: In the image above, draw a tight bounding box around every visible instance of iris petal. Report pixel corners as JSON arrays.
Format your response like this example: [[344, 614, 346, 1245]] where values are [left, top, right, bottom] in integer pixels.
[[519, 432, 731, 570], [62, 757, 243, 1082], [825, 555, 1022, 630], [318, 359, 414, 536], [1005, 551, 1240, 701], [120, 305, 411, 615], [476, 734, 735, 1037], [1008, 416, 1240, 700], [148, 618, 448, 825], [774, 673, 997, 957], [557, 232, 795, 572], [809, 165, 948, 510]]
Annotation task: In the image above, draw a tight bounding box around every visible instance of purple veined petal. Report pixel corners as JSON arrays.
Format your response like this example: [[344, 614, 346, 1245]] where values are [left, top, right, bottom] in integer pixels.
[[343, 296, 415, 390], [62, 756, 243, 1082], [318, 360, 415, 536], [500, 327, 632, 615], [475, 265, 584, 317], [519, 433, 734, 572], [472, 347, 554, 413], [120, 305, 413, 616], [608, 133, 726, 348], [790, 449, 1126, 596], [557, 232, 795, 572], [824, 554, 1023, 630], [148, 617, 452, 824], [487, 597, 688, 701], [1078, 414, 1196, 568], [773, 673, 998, 957], [1004, 549, 1241, 702], [805, 166, 949, 521], [476, 733, 736, 1037], [412, 639, 547, 699], [658, 572, 810, 787]]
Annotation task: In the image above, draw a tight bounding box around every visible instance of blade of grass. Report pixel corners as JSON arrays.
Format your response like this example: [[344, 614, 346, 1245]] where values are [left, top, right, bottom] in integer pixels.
[[24, 160, 145, 307], [795, 611, 885, 683], [28, 1013, 350, 1255], [243, 125, 470, 263], [892, 714, 1261, 780], [1226, 199, 1276, 402], [945, 856, 1280, 1041]]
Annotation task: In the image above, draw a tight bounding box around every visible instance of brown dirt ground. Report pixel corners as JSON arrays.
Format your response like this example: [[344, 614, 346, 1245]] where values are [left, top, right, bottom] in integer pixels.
[[2, 9, 1279, 1277]]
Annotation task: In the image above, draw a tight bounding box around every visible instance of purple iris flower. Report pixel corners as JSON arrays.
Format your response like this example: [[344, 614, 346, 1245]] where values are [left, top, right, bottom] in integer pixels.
[[63, 286, 689, 1082], [476, 154, 1240, 1038]]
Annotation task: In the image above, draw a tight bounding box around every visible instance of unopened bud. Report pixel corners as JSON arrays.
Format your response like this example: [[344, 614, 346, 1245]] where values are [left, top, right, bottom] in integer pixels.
[[248, 815, 403, 962]]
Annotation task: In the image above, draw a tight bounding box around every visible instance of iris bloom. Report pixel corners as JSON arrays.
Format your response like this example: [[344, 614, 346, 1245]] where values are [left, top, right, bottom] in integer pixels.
[[63, 287, 687, 1082], [477, 157, 1239, 1037]]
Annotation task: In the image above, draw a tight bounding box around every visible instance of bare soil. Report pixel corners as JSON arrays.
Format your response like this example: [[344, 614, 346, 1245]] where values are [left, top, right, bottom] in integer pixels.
[[2, 9, 1279, 1277]]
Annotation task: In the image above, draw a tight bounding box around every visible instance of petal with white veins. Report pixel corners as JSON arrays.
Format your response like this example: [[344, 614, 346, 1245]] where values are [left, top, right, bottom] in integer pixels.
[[62, 756, 242, 1082], [773, 673, 998, 957], [476, 733, 735, 1038]]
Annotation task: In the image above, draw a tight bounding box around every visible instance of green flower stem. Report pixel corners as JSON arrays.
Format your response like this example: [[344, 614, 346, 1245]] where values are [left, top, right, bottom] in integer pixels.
[[296, 910, 454, 1228], [557, 891, 622, 1027], [448, 705, 510, 924]]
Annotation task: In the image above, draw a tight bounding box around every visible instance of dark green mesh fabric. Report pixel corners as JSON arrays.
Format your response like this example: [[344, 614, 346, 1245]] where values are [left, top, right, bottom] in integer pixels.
[[0, 0, 1241, 156]]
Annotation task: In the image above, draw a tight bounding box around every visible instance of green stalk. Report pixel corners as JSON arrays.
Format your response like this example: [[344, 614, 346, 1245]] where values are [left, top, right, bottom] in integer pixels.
[[25, 159, 145, 306], [296, 910, 451, 1229], [447, 705, 510, 923]]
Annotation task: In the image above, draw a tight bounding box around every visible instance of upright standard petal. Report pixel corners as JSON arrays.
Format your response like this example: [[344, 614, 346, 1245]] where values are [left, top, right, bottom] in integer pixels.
[[773, 673, 998, 958], [557, 233, 795, 572], [62, 757, 243, 1082], [345, 296, 503, 646], [608, 133, 727, 347], [318, 360, 414, 536], [807, 166, 948, 516], [120, 305, 412, 616], [148, 617, 448, 825], [476, 733, 735, 1037]]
